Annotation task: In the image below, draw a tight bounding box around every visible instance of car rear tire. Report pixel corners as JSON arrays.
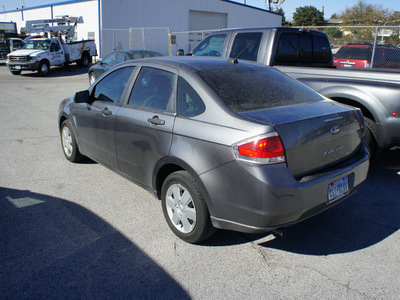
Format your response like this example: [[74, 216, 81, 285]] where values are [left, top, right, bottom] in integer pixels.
[[10, 70, 21, 75], [60, 120, 84, 163], [161, 171, 215, 243], [38, 61, 49, 76]]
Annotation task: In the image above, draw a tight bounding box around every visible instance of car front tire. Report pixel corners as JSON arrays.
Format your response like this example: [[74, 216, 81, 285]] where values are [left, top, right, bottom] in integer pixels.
[[161, 171, 215, 243], [60, 120, 84, 163]]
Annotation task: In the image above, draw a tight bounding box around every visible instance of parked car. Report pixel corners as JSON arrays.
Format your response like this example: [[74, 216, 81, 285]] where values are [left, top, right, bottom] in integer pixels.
[[88, 50, 162, 84], [333, 43, 400, 69], [59, 57, 369, 243]]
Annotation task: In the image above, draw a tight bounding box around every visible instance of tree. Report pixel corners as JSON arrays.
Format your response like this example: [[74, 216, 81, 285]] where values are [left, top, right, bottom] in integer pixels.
[[292, 6, 325, 26], [275, 7, 290, 26], [341, 0, 390, 26]]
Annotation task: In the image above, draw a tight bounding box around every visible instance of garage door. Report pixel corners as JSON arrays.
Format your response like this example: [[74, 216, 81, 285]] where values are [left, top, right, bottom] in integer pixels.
[[188, 10, 227, 52]]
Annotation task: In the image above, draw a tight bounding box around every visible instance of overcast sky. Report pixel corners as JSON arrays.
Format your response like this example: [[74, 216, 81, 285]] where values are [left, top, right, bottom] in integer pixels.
[[1, 0, 400, 21]]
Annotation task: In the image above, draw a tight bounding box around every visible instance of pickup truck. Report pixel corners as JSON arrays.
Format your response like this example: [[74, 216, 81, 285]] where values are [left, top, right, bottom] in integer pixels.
[[6, 36, 96, 76], [192, 27, 400, 156]]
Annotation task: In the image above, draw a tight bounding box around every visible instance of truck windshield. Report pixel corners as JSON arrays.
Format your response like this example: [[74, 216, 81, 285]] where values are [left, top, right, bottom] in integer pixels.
[[24, 40, 50, 50]]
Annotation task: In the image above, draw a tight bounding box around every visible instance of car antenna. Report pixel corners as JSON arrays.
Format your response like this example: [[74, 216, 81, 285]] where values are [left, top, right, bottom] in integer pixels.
[[228, 42, 251, 65]]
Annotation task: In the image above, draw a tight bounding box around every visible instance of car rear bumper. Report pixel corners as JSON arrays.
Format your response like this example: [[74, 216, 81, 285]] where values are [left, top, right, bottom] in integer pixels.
[[201, 149, 370, 233]]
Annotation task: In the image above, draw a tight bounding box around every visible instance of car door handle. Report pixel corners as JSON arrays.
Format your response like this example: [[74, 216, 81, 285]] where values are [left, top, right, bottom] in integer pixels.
[[102, 108, 112, 116], [147, 116, 165, 126]]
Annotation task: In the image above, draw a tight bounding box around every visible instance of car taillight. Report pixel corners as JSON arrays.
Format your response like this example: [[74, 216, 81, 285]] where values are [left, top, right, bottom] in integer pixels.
[[232, 133, 285, 164]]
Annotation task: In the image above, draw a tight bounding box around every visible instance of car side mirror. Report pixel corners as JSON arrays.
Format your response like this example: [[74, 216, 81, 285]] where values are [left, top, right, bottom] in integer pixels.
[[74, 90, 91, 103]]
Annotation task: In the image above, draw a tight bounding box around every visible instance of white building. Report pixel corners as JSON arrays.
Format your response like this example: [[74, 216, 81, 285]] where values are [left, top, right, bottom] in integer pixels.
[[0, 0, 282, 57]]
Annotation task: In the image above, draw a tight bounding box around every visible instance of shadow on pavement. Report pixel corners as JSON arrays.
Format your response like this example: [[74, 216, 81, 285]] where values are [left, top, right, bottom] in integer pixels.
[[0, 187, 190, 299], [257, 148, 400, 255]]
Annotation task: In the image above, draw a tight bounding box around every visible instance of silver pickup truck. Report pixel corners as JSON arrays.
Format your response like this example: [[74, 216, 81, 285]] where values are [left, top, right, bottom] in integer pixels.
[[192, 27, 400, 155]]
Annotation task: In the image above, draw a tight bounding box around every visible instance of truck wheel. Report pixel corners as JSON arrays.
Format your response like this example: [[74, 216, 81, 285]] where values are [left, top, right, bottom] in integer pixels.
[[38, 61, 49, 76], [10, 70, 21, 75], [364, 117, 379, 159], [78, 53, 90, 67]]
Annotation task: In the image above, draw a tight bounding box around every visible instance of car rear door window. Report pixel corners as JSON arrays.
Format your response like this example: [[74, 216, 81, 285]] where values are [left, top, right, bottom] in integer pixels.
[[93, 67, 135, 103], [192, 34, 226, 57], [229, 32, 262, 62], [275, 33, 299, 64], [177, 77, 205, 117], [128, 67, 175, 111]]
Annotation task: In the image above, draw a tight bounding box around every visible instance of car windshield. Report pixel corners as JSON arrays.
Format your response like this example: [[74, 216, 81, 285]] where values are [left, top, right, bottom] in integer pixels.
[[24, 39, 50, 50], [196, 66, 323, 112], [335, 47, 372, 60]]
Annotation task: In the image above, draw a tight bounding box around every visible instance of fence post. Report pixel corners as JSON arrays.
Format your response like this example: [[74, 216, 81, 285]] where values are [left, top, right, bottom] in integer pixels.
[[371, 26, 379, 68], [129, 27, 132, 50], [141, 28, 145, 50], [168, 31, 172, 56]]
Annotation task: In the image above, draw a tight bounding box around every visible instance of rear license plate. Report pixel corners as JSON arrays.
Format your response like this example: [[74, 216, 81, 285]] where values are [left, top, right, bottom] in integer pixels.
[[328, 176, 349, 203]]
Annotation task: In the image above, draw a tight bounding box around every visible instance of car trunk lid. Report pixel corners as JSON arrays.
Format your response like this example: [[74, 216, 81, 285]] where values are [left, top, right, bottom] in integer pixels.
[[240, 100, 364, 178]]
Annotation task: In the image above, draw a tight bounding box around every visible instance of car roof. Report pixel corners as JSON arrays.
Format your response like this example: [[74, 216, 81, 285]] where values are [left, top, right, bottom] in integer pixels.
[[118, 56, 267, 73]]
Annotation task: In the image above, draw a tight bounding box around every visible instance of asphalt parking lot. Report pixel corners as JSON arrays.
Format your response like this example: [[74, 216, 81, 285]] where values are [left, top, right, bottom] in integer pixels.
[[1, 62, 399, 299]]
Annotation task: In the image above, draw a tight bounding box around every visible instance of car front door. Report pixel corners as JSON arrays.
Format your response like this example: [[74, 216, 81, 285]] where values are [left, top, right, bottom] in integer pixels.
[[75, 66, 136, 169], [115, 66, 176, 187]]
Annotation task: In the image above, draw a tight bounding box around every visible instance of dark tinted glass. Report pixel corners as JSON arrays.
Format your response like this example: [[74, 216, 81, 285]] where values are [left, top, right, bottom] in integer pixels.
[[229, 32, 262, 61], [275, 33, 299, 63], [192, 34, 226, 57], [335, 47, 372, 60], [313, 36, 332, 62], [300, 35, 312, 63], [177, 77, 205, 117], [129, 67, 175, 111], [93, 67, 134, 103], [196, 67, 322, 112]]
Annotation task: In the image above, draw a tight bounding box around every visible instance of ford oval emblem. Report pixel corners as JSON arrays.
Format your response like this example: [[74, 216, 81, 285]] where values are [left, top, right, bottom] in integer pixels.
[[330, 125, 341, 135]]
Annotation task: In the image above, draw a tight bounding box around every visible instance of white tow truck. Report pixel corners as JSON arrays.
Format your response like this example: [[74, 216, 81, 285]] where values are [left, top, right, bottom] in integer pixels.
[[6, 16, 96, 76]]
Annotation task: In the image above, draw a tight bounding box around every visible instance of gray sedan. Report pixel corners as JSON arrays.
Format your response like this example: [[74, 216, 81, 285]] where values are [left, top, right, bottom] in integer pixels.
[[59, 57, 369, 243]]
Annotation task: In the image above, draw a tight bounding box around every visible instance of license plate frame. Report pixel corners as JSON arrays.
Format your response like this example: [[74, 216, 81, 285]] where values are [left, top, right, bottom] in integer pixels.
[[328, 176, 349, 204]]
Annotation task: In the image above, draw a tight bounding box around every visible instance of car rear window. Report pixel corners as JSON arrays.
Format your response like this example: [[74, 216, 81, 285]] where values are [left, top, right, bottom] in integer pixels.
[[335, 47, 372, 60], [196, 66, 323, 112]]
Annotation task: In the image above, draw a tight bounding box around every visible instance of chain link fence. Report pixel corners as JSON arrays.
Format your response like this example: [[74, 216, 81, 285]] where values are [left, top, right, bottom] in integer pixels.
[[299, 26, 400, 69], [101, 27, 170, 57], [101, 26, 400, 69]]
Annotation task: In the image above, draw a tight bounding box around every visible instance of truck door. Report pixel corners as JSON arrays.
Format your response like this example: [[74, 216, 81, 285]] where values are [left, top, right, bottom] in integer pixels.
[[49, 40, 64, 65]]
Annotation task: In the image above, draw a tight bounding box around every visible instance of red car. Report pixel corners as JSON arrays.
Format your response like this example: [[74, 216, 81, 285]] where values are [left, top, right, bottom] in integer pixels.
[[333, 43, 400, 69]]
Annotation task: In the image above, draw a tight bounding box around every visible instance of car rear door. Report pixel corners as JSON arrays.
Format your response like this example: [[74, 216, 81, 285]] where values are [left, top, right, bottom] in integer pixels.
[[115, 66, 176, 187]]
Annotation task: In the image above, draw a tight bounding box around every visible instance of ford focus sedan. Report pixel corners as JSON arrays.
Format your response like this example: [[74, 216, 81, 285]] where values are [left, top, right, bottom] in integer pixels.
[[59, 57, 369, 243]]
